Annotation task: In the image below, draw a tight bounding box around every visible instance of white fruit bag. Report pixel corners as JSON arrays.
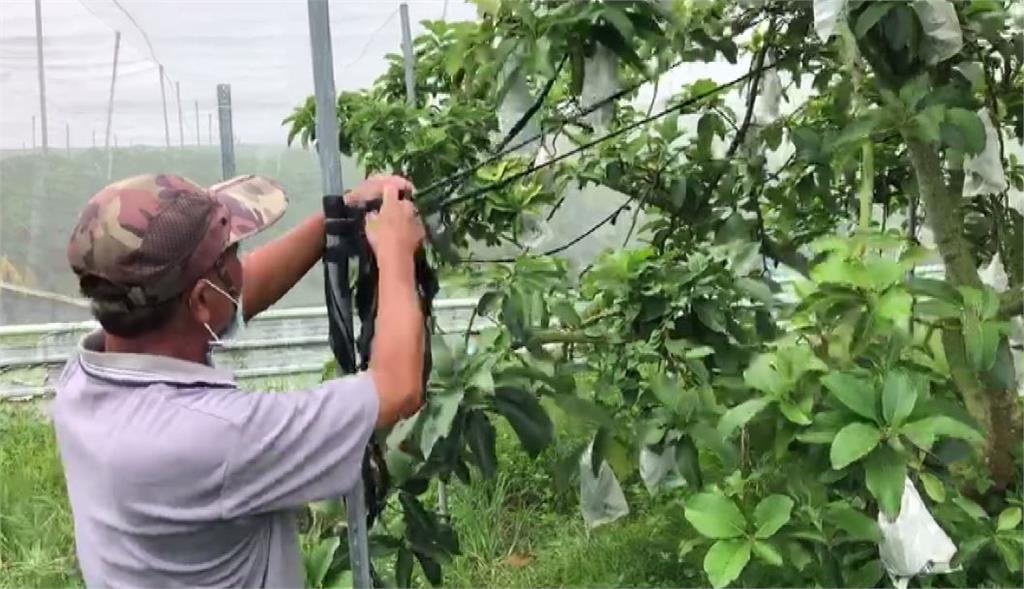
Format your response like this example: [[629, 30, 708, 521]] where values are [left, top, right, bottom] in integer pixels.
[[877, 477, 959, 589]]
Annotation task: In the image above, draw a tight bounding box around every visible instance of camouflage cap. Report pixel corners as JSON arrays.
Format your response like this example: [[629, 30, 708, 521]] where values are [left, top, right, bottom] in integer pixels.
[[67, 173, 287, 307]]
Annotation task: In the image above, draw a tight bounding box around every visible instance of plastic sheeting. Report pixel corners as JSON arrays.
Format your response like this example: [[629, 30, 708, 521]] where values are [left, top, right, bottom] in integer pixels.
[[912, 0, 963, 65], [581, 44, 619, 130], [497, 49, 542, 155], [963, 108, 1009, 197], [812, 0, 848, 42], [878, 477, 958, 589], [579, 442, 629, 530]]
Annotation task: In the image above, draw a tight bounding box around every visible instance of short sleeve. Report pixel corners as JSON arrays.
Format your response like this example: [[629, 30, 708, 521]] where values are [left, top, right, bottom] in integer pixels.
[[219, 372, 379, 518]]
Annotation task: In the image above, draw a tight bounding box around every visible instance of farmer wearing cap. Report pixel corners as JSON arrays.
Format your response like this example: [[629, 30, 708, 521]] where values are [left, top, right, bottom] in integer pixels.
[[53, 173, 425, 588]]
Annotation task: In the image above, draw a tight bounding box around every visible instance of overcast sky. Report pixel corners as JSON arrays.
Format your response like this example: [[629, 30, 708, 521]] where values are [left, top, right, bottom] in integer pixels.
[[0, 0, 478, 149]]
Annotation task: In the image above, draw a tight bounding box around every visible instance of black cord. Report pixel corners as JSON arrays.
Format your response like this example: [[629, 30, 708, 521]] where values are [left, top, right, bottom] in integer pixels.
[[417, 57, 689, 202], [426, 60, 784, 214], [466, 199, 633, 263]]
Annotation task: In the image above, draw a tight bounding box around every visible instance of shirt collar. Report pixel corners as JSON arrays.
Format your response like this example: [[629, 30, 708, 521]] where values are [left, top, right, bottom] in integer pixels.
[[77, 330, 236, 388]]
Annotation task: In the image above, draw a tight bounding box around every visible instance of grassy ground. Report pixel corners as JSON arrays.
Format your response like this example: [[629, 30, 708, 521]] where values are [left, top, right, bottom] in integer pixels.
[[0, 401, 691, 588]]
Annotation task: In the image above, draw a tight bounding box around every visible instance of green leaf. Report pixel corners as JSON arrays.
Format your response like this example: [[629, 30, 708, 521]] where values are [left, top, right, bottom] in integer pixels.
[[601, 5, 636, 41], [822, 372, 879, 422], [697, 112, 722, 159], [900, 416, 984, 451], [676, 436, 703, 489], [919, 472, 947, 503], [703, 539, 752, 589], [684, 493, 747, 539], [464, 410, 497, 479], [997, 507, 1022, 532], [845, 559, 884, 588], [953, 496, 988, 521], [995, 537, 1022, 572], [785, 540, 814, 571], [944, 107, 987, 155], [831, 422, 882, 469], [825, 503, 882, 542], [834, 110, 884, 148], [491, 387, 553, 457], [419, 391, 464, 459], [718, 397, 772, 438], [304, 536, 340, 588], [326, 569, 352, 588], [552, 394, 613, 427], [652, 374, 683, 414], [751, 540, 783, 566], [882, 369, 919, 427], [865, 447, 907, 519], [550, 301, 581, 328], [753, 495, 794, 539], [778, 400, 813, 426], [855, 1, 896, 36]]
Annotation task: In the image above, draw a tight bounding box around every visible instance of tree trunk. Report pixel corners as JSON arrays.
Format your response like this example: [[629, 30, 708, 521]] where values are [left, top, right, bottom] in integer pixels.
[[904, 136, 1022, 490]]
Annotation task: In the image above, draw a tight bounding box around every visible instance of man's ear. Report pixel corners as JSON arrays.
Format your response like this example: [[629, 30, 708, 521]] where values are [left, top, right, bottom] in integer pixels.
[[187, 281, 212, 326]]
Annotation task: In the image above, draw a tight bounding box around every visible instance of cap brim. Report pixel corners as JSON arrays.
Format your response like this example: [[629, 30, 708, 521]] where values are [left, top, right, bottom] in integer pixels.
[[208, 175, 288, 245]]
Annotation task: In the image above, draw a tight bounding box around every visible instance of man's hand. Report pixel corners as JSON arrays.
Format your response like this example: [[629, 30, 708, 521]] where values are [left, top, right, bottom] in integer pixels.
[[364, 184, 426, 426], [365, 184, 425, 262], [344, 175, 415, 208]]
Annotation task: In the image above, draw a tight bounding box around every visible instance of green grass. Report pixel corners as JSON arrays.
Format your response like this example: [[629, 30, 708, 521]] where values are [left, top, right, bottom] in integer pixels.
[[0, 405, 81, 588], [0, 402, 693, 588]]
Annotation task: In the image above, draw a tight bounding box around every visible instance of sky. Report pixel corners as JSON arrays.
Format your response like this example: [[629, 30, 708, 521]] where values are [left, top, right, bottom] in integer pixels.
[[0, 0, 478, 149]]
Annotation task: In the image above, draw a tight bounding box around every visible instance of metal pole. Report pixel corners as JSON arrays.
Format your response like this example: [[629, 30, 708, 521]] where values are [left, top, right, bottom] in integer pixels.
[[306, 2, 371, 588], [92, 130, 96, 149], [34, 0, 49, 154], [66, 122, 70, 156], [399, 3, 416, 107], [194, 100, 201, 146], [159, 65, 171, 148], [216, 84, 236, 180], [400, 0, 448, 520], [32, 116, 36, 151], [208, 113, 213, 145], [104, 31, 120, 153], [175, 82, 184, 147]]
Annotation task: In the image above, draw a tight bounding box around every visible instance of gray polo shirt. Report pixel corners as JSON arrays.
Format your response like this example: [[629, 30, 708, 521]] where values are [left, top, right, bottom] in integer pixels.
[[52, 331, 379, 588]]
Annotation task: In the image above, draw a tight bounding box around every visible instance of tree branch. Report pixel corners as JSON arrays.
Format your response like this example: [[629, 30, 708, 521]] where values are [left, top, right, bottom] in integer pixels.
[[998, 287, 1023, 319]]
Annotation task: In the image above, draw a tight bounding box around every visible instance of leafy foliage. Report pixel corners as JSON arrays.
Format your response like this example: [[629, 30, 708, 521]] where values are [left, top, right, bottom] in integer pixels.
[[288, 1, 1024, 587]]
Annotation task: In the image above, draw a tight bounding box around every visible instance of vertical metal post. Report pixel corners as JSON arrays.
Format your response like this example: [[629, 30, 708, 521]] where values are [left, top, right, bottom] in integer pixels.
[[194, 100, 201, 146], [31, 116, 36, 151], [399, 3, 416, 107], [175, 82, 184, 147], [400, 0, 448, 520], [307, 2, 371, 588], [34, 0, 48, 154], [104, 32, 120, 153], [216, 84, 236, 180], [66, 122, 70, 156], [159, 65, 171, 148], [208, 113, 213, 145]]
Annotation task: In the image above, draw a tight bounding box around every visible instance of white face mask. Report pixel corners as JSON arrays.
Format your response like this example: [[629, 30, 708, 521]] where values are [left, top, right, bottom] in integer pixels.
[[201, 279, 245, 345]]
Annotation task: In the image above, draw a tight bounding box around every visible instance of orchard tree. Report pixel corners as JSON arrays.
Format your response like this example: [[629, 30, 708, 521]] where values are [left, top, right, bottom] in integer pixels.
[[287, 1, 1023, 587]]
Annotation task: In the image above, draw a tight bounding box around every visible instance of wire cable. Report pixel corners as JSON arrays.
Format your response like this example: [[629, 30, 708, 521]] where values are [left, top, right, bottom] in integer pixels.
[[423, 59, 784, 214], [338, 8, 400, 80], [416, 57, 689, 201]]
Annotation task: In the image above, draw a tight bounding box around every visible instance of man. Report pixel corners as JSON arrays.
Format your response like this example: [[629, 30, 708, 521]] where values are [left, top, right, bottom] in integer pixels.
[[53, 172, 426, 588]]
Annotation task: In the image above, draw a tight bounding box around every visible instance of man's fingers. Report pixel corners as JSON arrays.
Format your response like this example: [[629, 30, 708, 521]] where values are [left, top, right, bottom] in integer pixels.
[[380, 184, 401, 208]]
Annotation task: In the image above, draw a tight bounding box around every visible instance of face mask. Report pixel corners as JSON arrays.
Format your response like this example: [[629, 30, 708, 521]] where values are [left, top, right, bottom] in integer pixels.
[[201, 279, 245, 344]]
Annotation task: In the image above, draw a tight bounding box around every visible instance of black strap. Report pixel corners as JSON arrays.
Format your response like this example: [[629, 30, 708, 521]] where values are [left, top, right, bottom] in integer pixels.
[[321, 192, 437, 535]]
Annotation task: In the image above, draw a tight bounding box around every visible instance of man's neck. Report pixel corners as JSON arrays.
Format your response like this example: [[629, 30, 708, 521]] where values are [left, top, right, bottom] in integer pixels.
[[103, 330, 207, 365]]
